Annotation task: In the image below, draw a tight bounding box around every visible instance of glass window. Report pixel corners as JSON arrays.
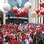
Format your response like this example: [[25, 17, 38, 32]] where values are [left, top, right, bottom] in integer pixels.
[[8, 0, 29, 7]]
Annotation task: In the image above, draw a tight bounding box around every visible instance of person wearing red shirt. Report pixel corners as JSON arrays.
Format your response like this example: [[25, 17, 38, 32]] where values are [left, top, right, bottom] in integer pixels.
[[9, 39, 18, 44], [0, 30, 3, 44], [9, 33, 19, 44]]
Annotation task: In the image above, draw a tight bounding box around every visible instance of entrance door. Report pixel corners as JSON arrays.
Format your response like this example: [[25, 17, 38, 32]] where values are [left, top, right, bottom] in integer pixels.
[[0, 11, 3, 24]]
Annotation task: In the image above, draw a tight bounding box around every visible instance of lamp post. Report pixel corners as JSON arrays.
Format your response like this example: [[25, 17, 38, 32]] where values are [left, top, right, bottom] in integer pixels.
[[24, 1, 31, 23], [3, 0, 11, 24]]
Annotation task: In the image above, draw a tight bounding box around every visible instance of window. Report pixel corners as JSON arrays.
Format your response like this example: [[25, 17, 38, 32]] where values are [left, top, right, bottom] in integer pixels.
[[8, 0, 29, 7]]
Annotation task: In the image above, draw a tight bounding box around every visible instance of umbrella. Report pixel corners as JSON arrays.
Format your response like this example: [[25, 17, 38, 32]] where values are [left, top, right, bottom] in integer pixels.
[[39, 10, 44, 16], [32, 9, 40, 17], [32, 11, 37, 17], [40, 1, 44, 8], [12, 7, 28, 17], [35, 9, 40, 14], [11, 6, 18, 15]]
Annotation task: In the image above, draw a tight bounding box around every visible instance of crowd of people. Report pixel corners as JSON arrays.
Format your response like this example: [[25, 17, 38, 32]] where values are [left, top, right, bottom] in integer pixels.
[[0, 23, 44, 44]]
